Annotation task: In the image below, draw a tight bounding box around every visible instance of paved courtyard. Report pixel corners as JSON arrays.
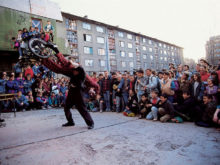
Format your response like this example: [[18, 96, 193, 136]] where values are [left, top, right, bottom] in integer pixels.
[[0, 109, 220, 165]]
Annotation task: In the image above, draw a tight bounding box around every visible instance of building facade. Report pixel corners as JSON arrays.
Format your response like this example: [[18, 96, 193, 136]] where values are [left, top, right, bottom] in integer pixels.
[[62, 12, 184, 74], [206, 35, 220, 66]]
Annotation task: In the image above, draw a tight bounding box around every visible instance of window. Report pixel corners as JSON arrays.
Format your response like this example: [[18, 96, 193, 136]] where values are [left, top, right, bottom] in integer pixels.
[[163, 44, 166, 48], [82, 22, 91, 30], [143, 38, 146, 43], [171, 46, 174, 50], [85, 60, 93, 66], [150, 55, 153, 60], [119, 41, 125, 47], [143, 46, 147, 51], [98, 48, 105, 55], [110, 61, 117, 65], [160, 57, 163, 60], [32, 19, 42, 32], [160, 50, 163, 54], [120, 51, 126, 57], [128, 52, 133, 58], [127, 34, 133, 40], [118, 32, 124, 37], [100, 60, 106, 67], [149, 47, 153, 52], [164, 57, 167, 61], [96, 26, 104, 33], [84, 47, 93, 54], [164, 50, 167, 55], [143, 54, 147, 59], [129, 62, 134, 68], [97, 37, 105, 44], [148, 40, 152, 45], [83, 34, 92, 42], [171, 52, 174, 56], [122, 61, 126, 67], [159, 43, 162, 47], [128, 43, 133, 48]]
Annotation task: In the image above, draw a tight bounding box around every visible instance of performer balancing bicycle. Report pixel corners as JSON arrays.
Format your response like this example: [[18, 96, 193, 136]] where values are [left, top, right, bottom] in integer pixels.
[[42, 52, 99, 129]]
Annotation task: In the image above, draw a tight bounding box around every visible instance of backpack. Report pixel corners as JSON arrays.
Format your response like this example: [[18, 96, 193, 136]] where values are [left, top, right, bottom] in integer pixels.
[[173, 80, 180, 91]]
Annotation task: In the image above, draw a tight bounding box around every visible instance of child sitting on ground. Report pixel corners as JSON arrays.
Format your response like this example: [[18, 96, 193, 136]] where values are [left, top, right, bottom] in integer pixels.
[[123, 90, 139, 117], [36, 92, 49, 109], [139, 93, 150, 119], [26, 91, 34, 110], [158, 94, 175, 122], [146, 90, 160, 121], [48, 92, 58, 108]]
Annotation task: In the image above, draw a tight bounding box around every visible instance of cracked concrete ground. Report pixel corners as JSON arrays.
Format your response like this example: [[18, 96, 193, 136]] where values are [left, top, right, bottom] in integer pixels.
[[0, 109, 220, 165]]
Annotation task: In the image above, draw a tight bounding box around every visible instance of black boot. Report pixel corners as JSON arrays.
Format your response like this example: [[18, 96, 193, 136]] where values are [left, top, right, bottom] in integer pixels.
[[62, 122, 75, 127]]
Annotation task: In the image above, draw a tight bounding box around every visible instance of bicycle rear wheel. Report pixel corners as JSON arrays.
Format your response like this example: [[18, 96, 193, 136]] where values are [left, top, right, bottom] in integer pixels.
[[28, 38, 57, 59]]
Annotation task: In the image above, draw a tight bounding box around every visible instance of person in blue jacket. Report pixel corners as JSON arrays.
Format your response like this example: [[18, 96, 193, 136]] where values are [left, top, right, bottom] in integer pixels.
[[6, 73, 19, 94], [23, 74, 34, 95], [15, 91, 29, 111]]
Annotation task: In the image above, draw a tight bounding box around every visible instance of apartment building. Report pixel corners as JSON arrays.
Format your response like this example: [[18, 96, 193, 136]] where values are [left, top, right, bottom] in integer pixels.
[[206, 35, 220, 66], [62, 12, 183, 73]]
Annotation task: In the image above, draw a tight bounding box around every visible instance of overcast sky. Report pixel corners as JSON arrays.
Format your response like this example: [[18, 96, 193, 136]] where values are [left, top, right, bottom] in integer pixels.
[[51, 0, 220, 62]]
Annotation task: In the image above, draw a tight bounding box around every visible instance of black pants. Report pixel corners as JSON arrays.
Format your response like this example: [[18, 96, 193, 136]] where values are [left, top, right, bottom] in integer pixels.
[[64, 88, 94, 126]]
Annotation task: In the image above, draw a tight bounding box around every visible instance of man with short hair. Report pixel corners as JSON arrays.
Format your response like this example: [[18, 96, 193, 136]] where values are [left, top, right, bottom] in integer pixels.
[[135, 69, 147, 102]]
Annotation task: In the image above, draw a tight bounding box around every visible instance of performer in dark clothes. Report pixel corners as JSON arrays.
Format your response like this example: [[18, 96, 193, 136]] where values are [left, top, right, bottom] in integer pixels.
[[42, 52, 99, 129]]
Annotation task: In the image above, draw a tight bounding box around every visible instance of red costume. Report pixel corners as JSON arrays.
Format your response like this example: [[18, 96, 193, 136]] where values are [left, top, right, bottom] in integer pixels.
[[42, 53, 99, 128]]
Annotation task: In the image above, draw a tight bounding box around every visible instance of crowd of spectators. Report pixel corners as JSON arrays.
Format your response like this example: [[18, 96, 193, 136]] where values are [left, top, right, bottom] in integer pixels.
[[0, 59, 220, 128]]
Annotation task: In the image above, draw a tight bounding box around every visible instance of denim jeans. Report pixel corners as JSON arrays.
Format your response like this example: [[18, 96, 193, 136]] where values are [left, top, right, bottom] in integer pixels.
[[103, 91, 111, 111], [122, 92, 128, 107], [146, 106, 158, 120], [116, 96, 122, 113], [137, 90, 145, 102]]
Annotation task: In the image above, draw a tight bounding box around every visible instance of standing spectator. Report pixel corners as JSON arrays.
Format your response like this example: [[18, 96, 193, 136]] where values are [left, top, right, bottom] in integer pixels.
[[145, 69, 158, 95], [6, 73, 19, 94], [0, 72, 7, 94], [158, 94, 175, 123], [115, 74, 123, 113], [129, 75, 136, 93], [23, 74, 33, 95], [100, 71, 112, 112], [32, 62, 39, 77], [16, 72, 25, 94], [183, 65, 192, 80], [28, 26, 36, 37], [44, 20, 55, 33], [191, 73, 204, 103], [24, 65, 34, 78], [135, 69, 147, 102], [13, 63, 22, 77], [110, 73, 119, 111], [200, 65, 210, 84], [176, 64, 183, 79], [118, 73, 130, 109], [160, 72, 175, 103]]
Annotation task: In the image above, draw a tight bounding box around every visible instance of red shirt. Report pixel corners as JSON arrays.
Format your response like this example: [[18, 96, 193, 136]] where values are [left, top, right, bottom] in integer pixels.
[[25, 68, 34, 78], [200, 71, 210, 82]]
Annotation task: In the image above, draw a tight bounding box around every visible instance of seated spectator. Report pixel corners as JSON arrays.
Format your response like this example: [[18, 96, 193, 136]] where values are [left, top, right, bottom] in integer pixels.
[[15, 91, 29, 111], [158, 94, 175, 122], [57, 91, 65, 107], [174, 91, 197, 121], [195, 94, 217, 127], [0, 72, 7, 94], [146, 90, 160, 121], [48, 92, 58, 108], [35, 92, 48, 109], [32, 62, 39, 77], [23, 74, 33, 95], [29, 26, 36, 37], [11, 37, 22, 60], [123, 90, 138, 117], [191, 73, 204, 103], [138, 93, 150, 119], [213, 107, 220, 125], [26, 91, 34, 110]]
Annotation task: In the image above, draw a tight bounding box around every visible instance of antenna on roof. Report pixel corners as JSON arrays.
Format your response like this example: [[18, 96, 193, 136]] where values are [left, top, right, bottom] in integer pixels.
[[84, 15, 88, 18]]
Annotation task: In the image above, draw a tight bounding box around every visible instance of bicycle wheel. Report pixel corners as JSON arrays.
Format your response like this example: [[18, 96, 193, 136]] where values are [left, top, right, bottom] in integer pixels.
[[28, 38, 57, 59]]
